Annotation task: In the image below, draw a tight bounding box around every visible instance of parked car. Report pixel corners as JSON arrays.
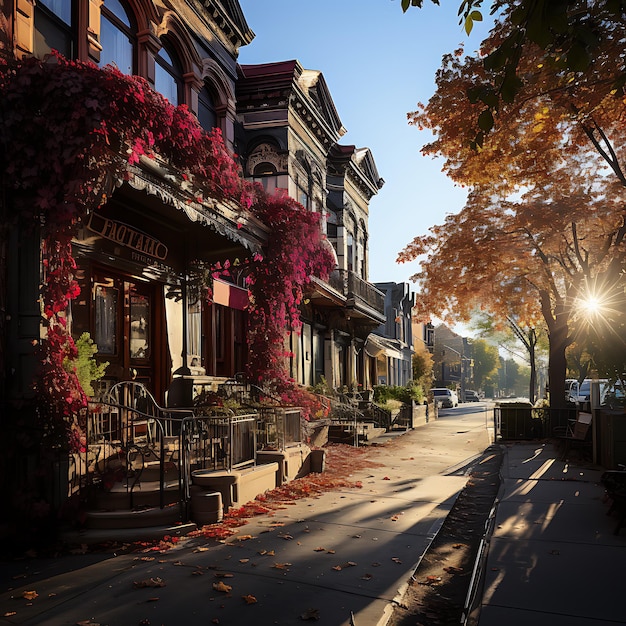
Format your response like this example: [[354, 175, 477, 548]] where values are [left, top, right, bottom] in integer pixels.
[[464, 390, 480, 402], [603, 383, 625, 410], [432, 388, 458, 408]]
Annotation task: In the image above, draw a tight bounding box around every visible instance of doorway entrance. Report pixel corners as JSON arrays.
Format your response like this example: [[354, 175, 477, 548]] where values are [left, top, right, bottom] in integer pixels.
[[92, 269, 160, 396]]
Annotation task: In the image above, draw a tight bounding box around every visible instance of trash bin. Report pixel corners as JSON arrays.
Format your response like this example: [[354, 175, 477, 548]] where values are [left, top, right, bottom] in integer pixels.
[[497, 402, 541, 440]]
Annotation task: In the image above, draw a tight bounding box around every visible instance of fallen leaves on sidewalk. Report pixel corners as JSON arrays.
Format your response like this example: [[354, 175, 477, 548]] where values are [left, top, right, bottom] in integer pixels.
[[21, 590, 38, 600], [212, 581, 232, 593], [133, 577, 166, 588], [300, 607, 320, 620]]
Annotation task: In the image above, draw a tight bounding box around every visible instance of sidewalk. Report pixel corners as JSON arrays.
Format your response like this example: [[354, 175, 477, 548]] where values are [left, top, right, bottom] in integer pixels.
[[474, 441, 626, 626], [0, 418, 491, 626]]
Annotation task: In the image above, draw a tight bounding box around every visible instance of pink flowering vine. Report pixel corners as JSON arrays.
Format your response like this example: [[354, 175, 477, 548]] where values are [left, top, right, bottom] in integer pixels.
[[0, 52, 334, 444]]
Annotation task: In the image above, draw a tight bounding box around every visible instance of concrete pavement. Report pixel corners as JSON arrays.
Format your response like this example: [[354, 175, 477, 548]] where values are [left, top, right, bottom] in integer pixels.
[[0, 408, 491, 626], [474, 441, 626, 626], [3, 411, 623, 626]]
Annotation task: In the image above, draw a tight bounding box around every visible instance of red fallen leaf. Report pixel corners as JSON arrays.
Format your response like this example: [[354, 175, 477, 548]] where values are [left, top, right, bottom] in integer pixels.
[[452, 543, 465, 549], [300, 608, 320, 620], [242, 594, 257, 604], [133, 578, 166, 588], [382, 476, 391, 480], [212, 581, 232, 593]]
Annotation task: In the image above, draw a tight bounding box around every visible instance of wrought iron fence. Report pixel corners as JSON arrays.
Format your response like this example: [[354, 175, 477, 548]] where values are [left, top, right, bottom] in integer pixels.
[[494, 405, 578, 441], [256, 407, 303, 450]]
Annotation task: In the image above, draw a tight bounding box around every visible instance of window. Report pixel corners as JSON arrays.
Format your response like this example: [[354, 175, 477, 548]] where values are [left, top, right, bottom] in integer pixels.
[[155, 44, 182, 105], [252, 163, 288, 195], [296, 176, 311, 210], [99, 0, 135, 75], [94, 282, 118, 356], [198, 85, 218, 132], [347, 234, 354, 272], [34, 0, 74, 58]]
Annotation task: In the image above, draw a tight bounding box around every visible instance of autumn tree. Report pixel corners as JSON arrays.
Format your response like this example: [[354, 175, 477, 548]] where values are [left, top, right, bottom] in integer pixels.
[[400, 1, 626, 142], [412, 341, 435, 392], [400, 6, 626, 407]]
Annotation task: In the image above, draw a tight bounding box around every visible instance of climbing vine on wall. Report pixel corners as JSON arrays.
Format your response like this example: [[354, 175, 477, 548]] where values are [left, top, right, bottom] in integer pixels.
[[0, 53, 334, 447]]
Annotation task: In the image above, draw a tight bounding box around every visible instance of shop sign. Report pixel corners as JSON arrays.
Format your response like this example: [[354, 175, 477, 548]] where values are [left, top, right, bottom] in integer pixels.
[[87, 213, 168, 261]]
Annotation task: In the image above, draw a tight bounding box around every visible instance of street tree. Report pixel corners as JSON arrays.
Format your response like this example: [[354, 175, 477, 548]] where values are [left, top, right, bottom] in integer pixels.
[[468, 338, 499, 391], [400, 6, 626, 408], [399, 1, 626, 143]]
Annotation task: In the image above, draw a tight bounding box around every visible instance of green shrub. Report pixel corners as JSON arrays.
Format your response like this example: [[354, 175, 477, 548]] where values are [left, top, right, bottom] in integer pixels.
[[373, 382, 424, 405]]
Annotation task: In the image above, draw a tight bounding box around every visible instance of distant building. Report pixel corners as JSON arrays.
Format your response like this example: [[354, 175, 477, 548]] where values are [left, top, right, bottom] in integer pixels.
[[367, 282, 415, 386]]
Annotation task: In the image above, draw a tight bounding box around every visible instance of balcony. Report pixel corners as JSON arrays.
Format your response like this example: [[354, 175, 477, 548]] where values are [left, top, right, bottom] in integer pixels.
[[309, 269, 385, 324]]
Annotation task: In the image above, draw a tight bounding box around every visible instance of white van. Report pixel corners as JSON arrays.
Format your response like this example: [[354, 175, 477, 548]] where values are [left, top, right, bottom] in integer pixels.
[[565, 379, 608, 405], [432, 387, 458, 408]]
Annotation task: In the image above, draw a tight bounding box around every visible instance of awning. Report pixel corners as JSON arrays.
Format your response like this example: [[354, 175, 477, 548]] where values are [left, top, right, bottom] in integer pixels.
[[365, 333, 404, 359], [213, 278, 249, 311]]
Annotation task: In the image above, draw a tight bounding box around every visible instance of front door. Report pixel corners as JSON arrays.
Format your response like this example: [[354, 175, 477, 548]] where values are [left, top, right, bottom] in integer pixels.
[[93, 269, 157, 394]]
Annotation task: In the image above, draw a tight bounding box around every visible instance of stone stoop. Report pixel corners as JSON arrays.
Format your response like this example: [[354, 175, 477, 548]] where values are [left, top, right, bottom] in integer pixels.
[[85, 502, 182, 530], [191, 462, 280, 510], [256, 443, 312, 484]]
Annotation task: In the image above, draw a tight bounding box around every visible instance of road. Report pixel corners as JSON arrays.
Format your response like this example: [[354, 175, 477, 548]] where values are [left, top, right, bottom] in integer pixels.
[[0, 402, 496, 626]]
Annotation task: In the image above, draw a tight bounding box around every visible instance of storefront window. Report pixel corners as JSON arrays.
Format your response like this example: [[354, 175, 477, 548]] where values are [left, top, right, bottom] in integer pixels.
[[95, 284, 118, 355], [129, 293, 150, 359]]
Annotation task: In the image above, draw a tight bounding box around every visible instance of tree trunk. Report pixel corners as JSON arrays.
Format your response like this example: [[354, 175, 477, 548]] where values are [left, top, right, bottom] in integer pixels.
[[547, 313, 569, 409], [528, 328, 537, 404]]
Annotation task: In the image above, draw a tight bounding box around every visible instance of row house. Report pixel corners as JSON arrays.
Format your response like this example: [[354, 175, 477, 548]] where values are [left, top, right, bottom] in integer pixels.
[[235, 60, 386, 392], [2, 0, 264, 408], [0, 0, 386, 540], [368, 282, 415, 386]]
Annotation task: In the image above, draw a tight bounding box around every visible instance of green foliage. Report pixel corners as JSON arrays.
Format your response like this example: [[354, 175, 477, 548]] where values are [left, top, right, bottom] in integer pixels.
[[470, 338, 499, 390], [309, 376, 333, 397], [64, 332, 108, 397], [373, 382, 424, 405], [412, 343, 434, 393]]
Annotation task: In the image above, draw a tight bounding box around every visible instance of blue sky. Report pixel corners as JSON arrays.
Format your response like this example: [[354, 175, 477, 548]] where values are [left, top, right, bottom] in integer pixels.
[[237, 0, 494, 286]]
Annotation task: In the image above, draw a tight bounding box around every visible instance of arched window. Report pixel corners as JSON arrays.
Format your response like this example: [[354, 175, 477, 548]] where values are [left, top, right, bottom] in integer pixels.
[[155, 43, 182, 105], [99, 0, 135, 75], [34, 0, 74, 59], [252, 163, 288, 195], [198, 84, 218, 132]]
